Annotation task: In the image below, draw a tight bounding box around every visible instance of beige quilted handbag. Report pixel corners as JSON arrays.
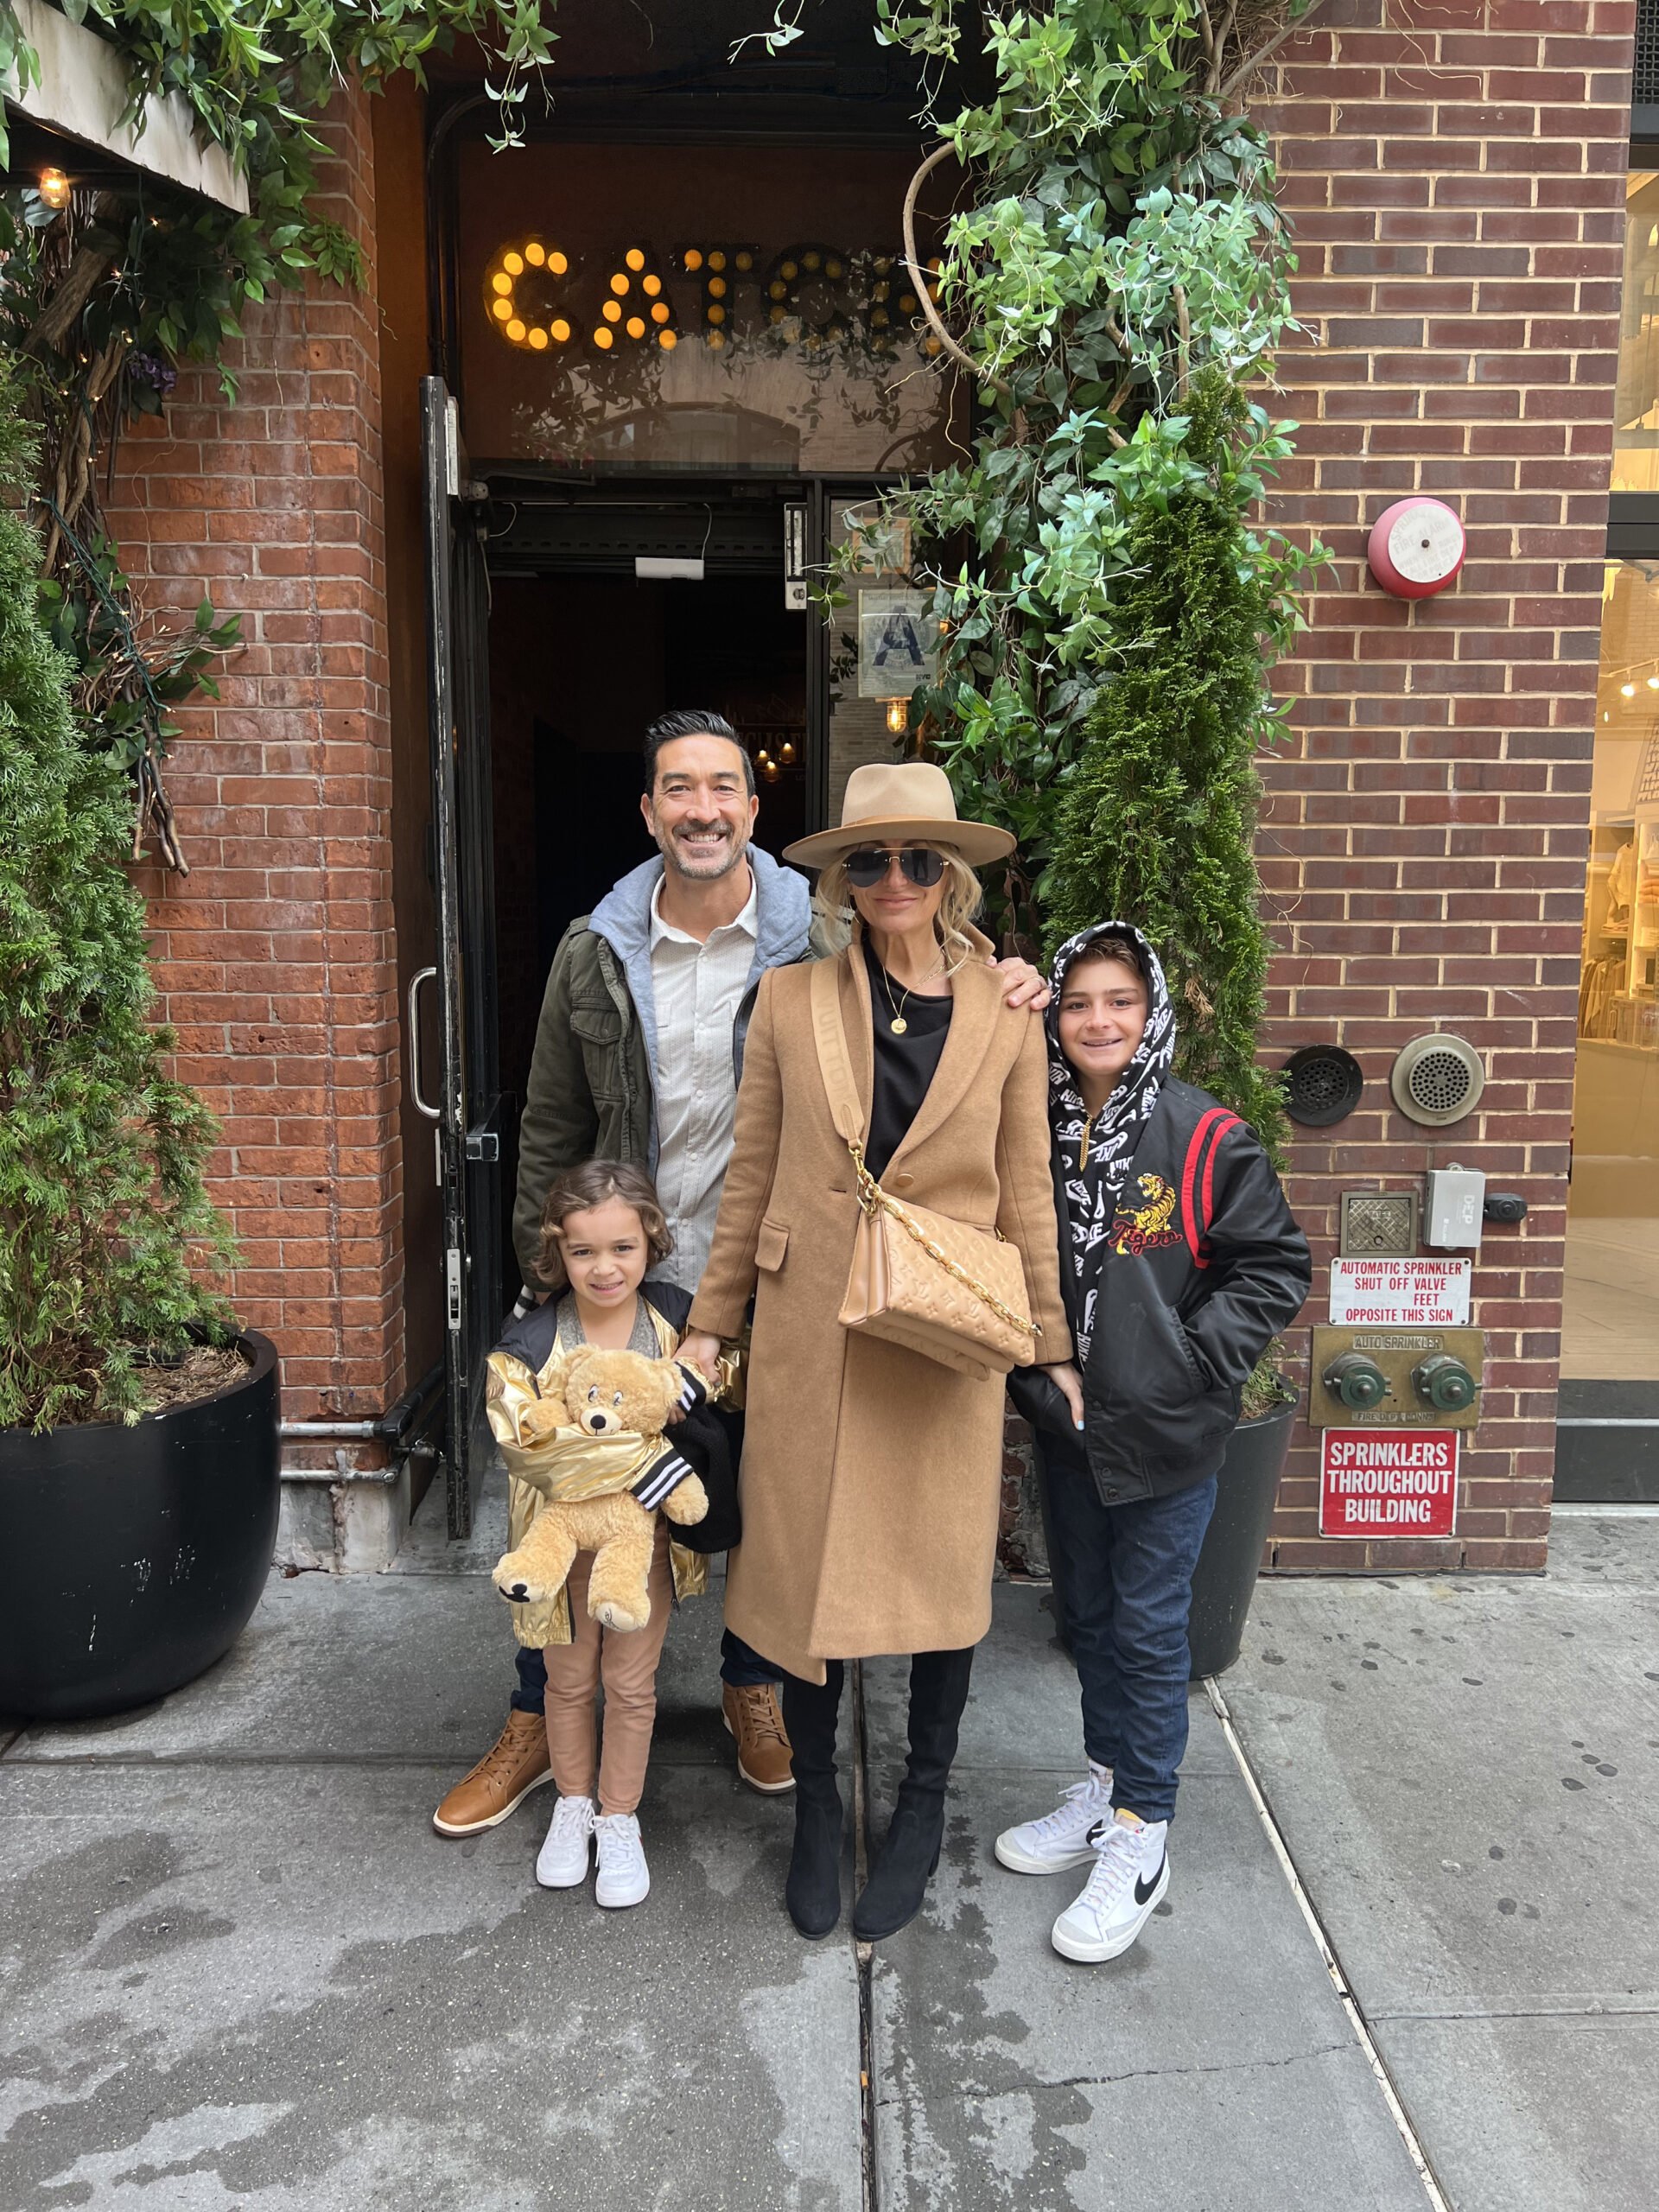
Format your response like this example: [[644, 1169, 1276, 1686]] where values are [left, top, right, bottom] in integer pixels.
[[810, 957, 1041, 1381]]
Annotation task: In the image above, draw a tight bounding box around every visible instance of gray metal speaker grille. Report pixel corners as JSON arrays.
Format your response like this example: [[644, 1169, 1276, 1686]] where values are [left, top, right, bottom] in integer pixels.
[[1639, 0, 1659, 104], [1390, 1034, 1485, 1128]]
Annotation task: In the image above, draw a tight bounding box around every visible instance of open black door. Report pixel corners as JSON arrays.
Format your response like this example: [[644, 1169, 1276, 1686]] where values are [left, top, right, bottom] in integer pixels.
[[420, 376, 504, 1537]]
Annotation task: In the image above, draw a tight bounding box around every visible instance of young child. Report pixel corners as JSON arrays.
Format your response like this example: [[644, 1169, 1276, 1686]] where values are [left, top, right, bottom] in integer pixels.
[[1002, 924, 1311, 1962], [485, 1160, 728, 1910]]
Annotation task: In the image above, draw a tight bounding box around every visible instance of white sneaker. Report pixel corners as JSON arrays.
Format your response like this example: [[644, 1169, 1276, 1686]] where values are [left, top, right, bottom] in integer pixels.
[[536, 1794, 595, 1889], [994, 1763, 1115, 1875], [1052, 1812, 1169, 1963], [594, 1812, 651, 1909]]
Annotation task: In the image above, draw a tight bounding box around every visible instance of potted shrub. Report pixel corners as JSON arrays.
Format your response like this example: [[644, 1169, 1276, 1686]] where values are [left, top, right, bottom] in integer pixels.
[[1185, 1349, 1297, 1679], [0, 379, 277, 1723]]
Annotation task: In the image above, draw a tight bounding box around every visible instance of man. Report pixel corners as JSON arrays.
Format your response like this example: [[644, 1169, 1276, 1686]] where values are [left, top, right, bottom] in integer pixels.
[[433, 709, 1052, 1838]]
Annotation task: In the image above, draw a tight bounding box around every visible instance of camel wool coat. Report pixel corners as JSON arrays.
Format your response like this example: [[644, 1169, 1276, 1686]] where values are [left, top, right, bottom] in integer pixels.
[[687, 933, 1071, 1683]]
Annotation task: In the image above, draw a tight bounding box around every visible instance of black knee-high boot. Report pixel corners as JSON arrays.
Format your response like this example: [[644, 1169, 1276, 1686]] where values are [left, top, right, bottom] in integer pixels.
[[782, 1662, 845, 1938], [854, 1645, 975, 1941]]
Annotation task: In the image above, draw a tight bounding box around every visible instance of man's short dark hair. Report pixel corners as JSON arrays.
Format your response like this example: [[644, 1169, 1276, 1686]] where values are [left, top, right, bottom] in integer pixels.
[[644, 709, 754, 797]]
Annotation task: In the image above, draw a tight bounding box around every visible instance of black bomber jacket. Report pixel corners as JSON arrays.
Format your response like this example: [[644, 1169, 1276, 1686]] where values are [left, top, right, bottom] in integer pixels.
[[1009, 1077, 1312, 1504]]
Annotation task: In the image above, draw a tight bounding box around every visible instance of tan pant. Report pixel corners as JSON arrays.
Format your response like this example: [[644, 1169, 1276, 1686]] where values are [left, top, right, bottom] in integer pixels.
[[543, 1522, 672, 1816]]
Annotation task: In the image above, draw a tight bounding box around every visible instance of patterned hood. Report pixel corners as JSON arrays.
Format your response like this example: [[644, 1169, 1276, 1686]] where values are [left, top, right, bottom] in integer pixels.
[[1044, 921, 1178, 1362]]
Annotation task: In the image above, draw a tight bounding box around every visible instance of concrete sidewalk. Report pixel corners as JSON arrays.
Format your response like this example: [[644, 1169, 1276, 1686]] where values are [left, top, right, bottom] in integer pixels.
[[2, 1493, 1654, 2209]]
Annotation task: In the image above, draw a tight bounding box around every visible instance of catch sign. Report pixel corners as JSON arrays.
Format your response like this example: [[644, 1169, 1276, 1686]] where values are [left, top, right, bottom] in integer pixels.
[[1319, 1428, 1459, 1539]]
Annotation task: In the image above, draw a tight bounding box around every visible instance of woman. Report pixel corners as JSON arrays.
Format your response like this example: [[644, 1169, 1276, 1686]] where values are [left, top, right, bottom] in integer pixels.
[[680, 762, 1082, 1942], [1003, 923, 1310, 1964]]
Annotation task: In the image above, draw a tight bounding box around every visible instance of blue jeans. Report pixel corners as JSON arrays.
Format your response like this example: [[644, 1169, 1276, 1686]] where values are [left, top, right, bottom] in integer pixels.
[[1038, 1428, 1217, 1827], [511, 1630, 778, 1712]]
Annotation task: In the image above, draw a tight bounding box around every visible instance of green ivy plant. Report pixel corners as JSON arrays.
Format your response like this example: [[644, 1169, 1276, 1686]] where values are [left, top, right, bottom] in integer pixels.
[[0, 0, 560, 865], [816, 0, 1324, 1150]]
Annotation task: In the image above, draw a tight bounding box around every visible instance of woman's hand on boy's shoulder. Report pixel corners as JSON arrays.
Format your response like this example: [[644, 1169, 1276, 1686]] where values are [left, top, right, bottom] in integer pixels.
[[988, 953, 1052, 1012]]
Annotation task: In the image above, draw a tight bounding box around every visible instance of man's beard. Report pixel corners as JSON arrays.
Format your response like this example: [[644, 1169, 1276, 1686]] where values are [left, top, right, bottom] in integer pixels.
[[664, 823, 747, 880]]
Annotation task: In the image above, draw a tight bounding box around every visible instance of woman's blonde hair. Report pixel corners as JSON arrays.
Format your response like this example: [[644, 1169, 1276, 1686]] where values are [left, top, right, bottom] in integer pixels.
[[813, 848, 985, 973]]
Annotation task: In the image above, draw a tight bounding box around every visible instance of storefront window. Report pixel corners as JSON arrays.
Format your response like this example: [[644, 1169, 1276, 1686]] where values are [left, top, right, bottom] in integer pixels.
[[1613, 169, 1659, 493], [823, 497, 940, 819], [1565, 560, 1659, 1381], [456, 143, 959, 476]]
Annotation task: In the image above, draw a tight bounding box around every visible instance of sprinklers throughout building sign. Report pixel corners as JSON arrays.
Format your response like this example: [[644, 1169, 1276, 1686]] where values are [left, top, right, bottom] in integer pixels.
[[1319, 1429, 1459, 1539]]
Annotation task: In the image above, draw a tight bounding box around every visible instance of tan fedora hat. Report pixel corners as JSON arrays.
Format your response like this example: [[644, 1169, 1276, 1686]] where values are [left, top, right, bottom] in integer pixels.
[[783, 760, 1014, 871]]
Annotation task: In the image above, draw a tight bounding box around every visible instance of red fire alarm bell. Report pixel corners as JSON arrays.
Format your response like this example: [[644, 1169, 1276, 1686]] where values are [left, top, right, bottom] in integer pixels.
[[1366, 497, 1465, 600]]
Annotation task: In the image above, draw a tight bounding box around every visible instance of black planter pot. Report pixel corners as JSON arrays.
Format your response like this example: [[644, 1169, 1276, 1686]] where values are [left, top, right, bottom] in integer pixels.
[[1187, 1399, 1297, 1681], [0, 1332, 280, 1723]]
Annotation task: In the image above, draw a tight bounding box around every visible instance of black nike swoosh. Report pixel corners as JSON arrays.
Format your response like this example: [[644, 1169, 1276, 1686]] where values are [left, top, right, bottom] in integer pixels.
[[1134, 1859, 1166, 1905]]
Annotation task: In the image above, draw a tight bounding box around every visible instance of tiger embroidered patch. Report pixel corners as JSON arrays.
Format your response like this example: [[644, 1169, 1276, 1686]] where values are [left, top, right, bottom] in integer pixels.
[[1108, 1172, 1185, 1257]]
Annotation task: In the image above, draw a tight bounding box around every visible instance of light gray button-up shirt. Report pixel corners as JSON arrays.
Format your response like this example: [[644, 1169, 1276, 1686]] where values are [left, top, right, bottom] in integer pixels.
[[647, 870, 759, 1294]]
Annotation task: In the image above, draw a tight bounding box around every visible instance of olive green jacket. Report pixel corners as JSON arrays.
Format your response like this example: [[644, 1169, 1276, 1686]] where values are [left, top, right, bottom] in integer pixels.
[[512, 849, 815, 1288]]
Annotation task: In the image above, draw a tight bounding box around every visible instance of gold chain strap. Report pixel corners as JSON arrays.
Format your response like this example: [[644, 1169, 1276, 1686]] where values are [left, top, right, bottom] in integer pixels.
[[848, 1141, 1042, 1342]]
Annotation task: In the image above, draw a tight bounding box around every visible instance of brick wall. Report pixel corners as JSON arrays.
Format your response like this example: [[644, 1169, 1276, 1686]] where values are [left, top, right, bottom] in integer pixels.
[[109, 89, 407, 1432], [1257, 0, 1634, 1569]]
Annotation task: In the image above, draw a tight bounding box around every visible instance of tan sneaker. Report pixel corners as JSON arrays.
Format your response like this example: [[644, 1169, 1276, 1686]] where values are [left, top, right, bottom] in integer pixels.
[[432, 1710, 553, 1836], [722, 1681, 795, 1794]]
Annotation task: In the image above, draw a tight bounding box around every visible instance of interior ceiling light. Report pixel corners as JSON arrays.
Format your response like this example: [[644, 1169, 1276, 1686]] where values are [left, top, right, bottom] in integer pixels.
[[39, 167, 70, 211]]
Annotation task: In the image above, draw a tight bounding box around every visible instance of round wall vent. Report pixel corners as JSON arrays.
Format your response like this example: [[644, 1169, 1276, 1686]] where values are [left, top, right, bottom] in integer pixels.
[[1390, 1033, 1484, 1127], [1281, 1044, 1364, 1128]]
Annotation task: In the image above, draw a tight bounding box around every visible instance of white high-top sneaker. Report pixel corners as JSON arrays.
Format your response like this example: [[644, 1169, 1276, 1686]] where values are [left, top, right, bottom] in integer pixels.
[[594, 1812, 652, 1909], [994, 1763, 1116, 1875], [1051, 1810, 1169, 1962], [536, 1793, 595, 1889]]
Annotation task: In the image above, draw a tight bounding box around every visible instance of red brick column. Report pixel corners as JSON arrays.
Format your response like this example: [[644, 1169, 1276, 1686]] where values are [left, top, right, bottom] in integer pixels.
[[1257, 0, 1633, 1568], [108, 87, 406, 1429]]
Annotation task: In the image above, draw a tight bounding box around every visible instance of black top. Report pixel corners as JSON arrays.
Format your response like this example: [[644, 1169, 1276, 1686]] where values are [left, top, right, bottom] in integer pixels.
[[862, 936, 953, 1181]]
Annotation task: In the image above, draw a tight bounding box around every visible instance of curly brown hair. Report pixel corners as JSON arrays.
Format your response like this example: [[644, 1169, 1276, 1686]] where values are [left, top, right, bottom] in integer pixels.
[[536, 1159, 673, 1288]]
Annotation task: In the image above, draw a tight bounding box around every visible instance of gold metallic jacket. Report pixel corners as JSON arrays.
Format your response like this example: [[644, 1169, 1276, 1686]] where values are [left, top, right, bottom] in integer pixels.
[[484, 1300, 717, 1648]]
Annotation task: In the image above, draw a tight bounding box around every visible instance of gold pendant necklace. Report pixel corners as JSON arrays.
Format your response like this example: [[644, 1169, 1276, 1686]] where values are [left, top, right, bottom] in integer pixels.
[[878, 964, 912, 1035]]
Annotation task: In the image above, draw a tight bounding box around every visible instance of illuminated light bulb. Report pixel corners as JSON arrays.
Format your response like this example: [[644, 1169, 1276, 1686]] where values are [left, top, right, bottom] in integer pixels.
[[708, 276, 728, 299], [899, 293, 918, 314], [492, 271, 513, 296], [871, 308, 889, 329], [38, 167, 71, 211], [550, 318, 571, 343], [706, 302, 726, 325], [1649, 676, 1659, 690], [529, 326, 549, 351], [1651, 224, 1658, 249], [709, 251, 727, 271], [708, 328, 726, 349], [781, 260, 798, 281], [757, 750, 771, 766], [594, 327, 614, 349], [683, 248, 703, 271], [525, 241, 546, 265], [658, 328, 677, 350], [506, 317, 527, 342], [769, 304, 787, 324], [549, 250, 569, 276], [504, 251, 524, 276], [626, 315, 645, 339], [924, 335, 943, 356], [780, 741, 795, 761], [804, 250, 821, 270], [602, 299, 622, 323], [1623, 682, 1637, 698], [769, 279, 788, 301], [642, 272, 662, 296], [887, 700, 908, 734], [611, 272, 631, 296], [873, 281, 890, 302], [826, 259, 843, 279], [493, 297, 513, 321], [735, 250, 753, 270], [626, 247, 645, 271], [651, 301, 671, 323]]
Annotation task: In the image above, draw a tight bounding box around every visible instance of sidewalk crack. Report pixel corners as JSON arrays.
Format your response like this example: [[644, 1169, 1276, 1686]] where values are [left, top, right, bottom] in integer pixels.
[[875, 2040, 1358, 2108]]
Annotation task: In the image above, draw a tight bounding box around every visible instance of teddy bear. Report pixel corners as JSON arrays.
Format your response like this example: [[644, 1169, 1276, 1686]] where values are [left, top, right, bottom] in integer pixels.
[[491, 1344, 709, 1633]]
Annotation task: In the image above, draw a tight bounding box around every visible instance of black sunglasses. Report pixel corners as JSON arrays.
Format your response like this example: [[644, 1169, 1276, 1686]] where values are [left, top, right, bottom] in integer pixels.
[[843, 845, 946, 889]]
